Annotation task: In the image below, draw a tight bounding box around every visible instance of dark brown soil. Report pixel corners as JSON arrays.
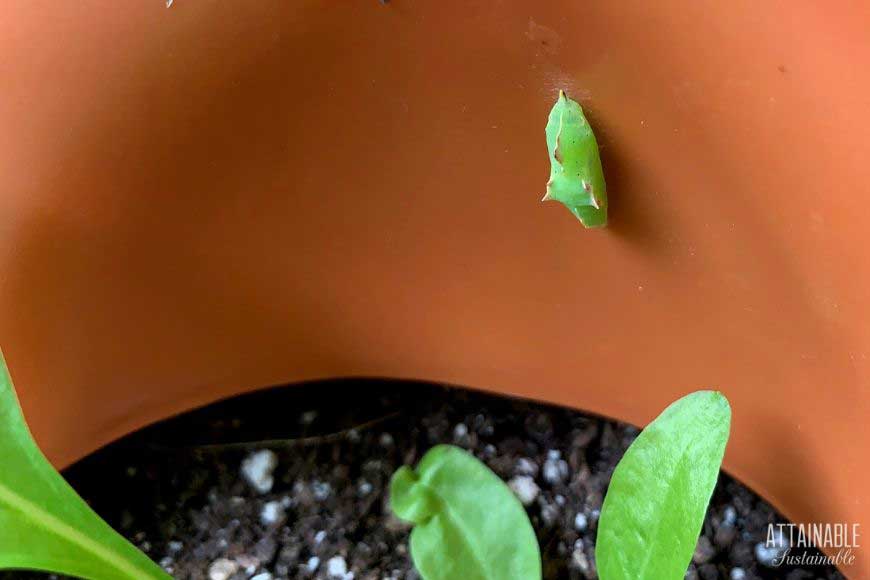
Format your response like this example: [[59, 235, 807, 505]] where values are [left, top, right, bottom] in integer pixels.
[[4, 381, 845, 579]]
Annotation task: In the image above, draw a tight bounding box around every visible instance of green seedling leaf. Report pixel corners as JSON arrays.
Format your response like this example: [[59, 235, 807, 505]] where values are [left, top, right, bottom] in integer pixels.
[[0, 352, 170, 580], [543, 90, 608, 228], [390, 444, 541, 580], [596, 391, 731, 580]]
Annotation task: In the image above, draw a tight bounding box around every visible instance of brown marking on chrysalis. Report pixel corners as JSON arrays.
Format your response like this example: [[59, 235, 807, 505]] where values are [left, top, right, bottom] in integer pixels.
[[582, 181, 600, 209]]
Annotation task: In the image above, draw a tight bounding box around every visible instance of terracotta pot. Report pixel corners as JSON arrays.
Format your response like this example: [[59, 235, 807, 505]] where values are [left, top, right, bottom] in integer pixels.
[[2, 1, 867, 575]]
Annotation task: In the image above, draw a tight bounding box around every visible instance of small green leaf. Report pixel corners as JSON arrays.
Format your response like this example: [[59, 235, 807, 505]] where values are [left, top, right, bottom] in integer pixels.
[[0, 352, 171, 580], [543, 90, 608, 228], [390, 445, 541, 580], [596, 391, 732, 580]]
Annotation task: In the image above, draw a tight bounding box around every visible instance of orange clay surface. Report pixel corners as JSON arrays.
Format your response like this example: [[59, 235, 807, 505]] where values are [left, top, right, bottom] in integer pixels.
[[1, 2, 868, 575]]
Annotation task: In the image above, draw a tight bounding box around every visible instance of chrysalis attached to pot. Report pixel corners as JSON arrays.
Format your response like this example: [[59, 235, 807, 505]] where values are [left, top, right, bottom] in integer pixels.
[[543, 90, 607, 228]]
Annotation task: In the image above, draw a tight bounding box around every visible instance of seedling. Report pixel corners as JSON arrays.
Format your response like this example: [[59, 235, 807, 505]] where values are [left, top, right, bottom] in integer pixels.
[[390, 445, 542, 580], [391, 391, 731, 580], [596, 390, 732, 579], [0, 353, 169, 579], [543, 90, 608, 228]]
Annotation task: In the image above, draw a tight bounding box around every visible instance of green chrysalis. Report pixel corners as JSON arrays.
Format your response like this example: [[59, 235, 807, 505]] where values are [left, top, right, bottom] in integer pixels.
[[543, 90, 607, 228]]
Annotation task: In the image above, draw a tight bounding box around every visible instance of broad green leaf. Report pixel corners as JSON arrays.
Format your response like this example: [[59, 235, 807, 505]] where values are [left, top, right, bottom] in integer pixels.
[[0, 352, 170, 580], [596, 391, 731, 580], [542, 90, 608, 228], [390, 445, 541, 580]]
